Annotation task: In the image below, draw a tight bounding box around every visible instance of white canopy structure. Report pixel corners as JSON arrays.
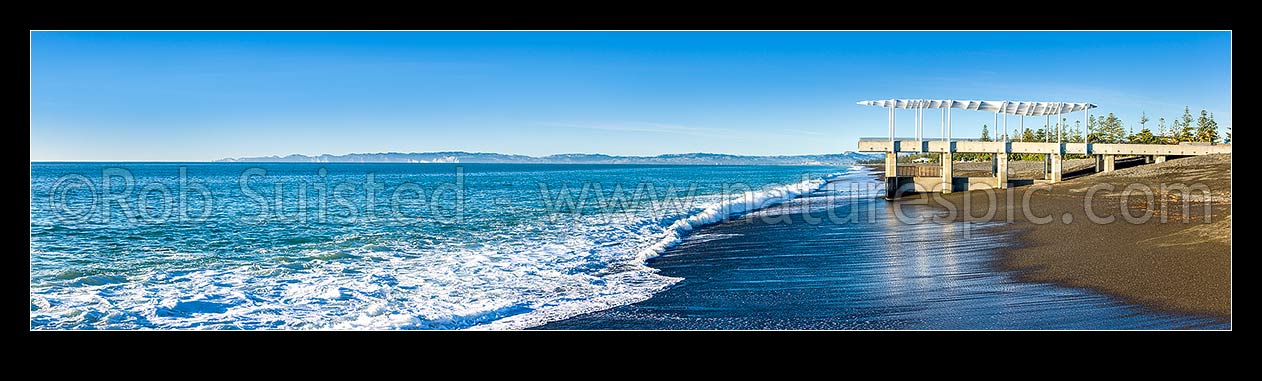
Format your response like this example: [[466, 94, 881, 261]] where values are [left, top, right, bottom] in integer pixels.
[[857, 98, 1097, 145], [856, 99, 1095, 116]]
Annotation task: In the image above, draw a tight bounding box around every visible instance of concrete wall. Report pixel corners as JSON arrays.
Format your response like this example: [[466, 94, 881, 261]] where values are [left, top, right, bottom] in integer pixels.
[[912, 176, 947, 193], [908, 176, 1002, 193]]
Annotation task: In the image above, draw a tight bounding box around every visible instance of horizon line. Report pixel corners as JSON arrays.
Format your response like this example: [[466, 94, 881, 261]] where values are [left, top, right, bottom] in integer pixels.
[[31, 150, 869, 163]]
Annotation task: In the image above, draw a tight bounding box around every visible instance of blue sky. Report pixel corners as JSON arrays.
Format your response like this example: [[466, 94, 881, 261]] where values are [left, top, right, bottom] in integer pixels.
[[30, 31, 1231, 161]]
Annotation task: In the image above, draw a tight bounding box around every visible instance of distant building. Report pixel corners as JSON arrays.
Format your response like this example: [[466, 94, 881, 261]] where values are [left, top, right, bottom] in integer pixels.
[[912, 157, 932, 163]]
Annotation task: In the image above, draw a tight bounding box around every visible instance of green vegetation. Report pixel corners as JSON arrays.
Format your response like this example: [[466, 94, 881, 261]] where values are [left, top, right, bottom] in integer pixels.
[[1129, 127, 1158, 144], [1196, 110, 1220, 143], [1093, 113, 1126, 143], [1157, 117, 1167, 140], [1139, 112, 1149, 133], [1173, 106, 1195, 143]]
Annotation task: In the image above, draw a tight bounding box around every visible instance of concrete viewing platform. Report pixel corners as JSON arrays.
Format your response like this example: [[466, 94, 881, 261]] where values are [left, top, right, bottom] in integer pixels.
[[860, 138, 1232, 198], [854, 98, 1230, 199]]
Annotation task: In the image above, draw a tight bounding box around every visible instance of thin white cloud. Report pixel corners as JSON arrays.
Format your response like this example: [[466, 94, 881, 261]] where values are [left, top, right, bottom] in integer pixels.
[[534, 121, 731, 136]]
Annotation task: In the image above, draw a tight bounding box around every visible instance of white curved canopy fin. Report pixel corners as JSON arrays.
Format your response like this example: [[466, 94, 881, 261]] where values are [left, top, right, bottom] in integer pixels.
[[857, 99, 1095, 116]]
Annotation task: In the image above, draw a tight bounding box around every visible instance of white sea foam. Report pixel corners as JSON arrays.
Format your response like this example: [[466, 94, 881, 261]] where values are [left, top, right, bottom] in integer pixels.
[[634, 171, 846, 262], [475, 170, 856, 330]]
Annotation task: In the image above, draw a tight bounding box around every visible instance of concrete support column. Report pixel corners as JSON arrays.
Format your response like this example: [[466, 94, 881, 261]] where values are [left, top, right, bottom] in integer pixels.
[[996, 152, 1008, 189], [1094, 155, 1102, 173], [885, 152, 898, 179], [1145, 156, 1153, 164], [1049, 153, 1063, 183], [1155, 155, 1167, 163], [884, 151, 901, 200], [1103, 154, 1115, 172], [941, 152, 953, 194], [1044, 155, 1050, 179]]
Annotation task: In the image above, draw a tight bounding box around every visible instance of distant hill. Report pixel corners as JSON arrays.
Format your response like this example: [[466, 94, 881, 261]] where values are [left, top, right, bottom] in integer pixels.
[[216, 151, 879, 165]]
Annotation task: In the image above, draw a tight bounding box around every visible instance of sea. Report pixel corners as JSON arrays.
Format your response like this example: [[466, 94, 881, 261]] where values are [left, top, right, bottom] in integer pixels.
[[29, 163, 1228, 330]]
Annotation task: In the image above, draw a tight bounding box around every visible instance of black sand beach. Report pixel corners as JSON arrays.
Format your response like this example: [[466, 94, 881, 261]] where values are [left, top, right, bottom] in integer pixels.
[[959, 154, 1232, 318]]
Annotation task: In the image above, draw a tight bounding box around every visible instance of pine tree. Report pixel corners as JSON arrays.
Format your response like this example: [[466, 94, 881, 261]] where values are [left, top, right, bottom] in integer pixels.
[[1139, 111, 1149, 133], [1195, 109, 1208, 142], [1157, 117, 1167, 143], [1176, 106, 1195, 142], [1133, 128, 1156, 144], [1061, 117, 1069, 141], [980, 124, 991, 141], [1086, 115, 1097, 143], [1114, 115, 1126, 143], [1208, 113, 1220, 143], [1193, 111, 1220, 143], [1097, 113, 1126, 143]]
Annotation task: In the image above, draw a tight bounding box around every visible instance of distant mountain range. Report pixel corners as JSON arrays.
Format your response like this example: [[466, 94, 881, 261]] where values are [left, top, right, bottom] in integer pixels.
[[216, 151, 879, 165]]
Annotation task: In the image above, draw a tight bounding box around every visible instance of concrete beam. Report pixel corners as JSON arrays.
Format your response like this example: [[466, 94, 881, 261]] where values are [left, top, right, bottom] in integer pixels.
[[953, 141, 1006, 153], [926, 140, 953, 153], [1009, 142, 1060, 154], [1089, 143, 1232, 156], [1064, 142, 1090, 154]]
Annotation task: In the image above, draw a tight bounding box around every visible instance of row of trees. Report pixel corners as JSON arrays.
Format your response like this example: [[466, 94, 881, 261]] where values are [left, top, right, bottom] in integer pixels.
[[1008, 106, 1223, 145]]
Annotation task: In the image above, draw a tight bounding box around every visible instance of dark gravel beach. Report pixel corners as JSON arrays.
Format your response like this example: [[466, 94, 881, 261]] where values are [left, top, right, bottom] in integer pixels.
[[945, 154, 1232, 318]]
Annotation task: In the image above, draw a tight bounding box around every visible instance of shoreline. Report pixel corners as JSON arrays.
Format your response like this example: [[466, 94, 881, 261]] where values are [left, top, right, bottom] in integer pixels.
[[538, 163, 1227, 329]]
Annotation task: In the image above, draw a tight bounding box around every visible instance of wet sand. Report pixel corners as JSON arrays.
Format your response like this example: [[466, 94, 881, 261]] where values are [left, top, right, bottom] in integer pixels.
[[919, 154, 1231, 318]]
